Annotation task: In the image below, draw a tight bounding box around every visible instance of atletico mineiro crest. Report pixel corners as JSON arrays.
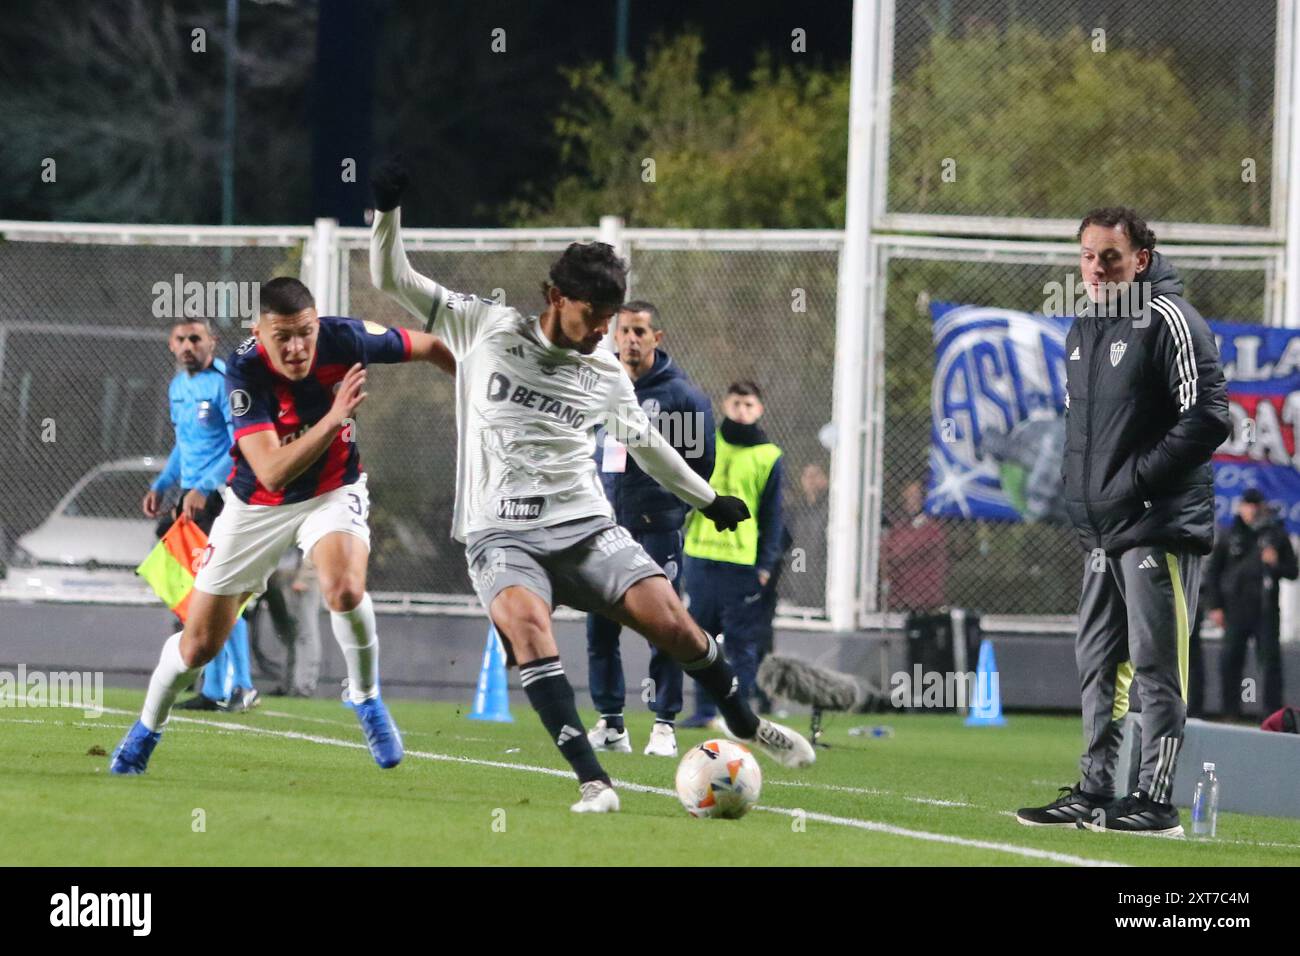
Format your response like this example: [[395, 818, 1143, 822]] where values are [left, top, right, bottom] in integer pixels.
[[1110, 340, 1127, 367], [576, 364, 598, 392]]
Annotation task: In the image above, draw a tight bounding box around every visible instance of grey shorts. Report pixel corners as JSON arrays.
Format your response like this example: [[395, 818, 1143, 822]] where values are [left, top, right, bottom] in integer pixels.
[[464, 515, 665, 616]]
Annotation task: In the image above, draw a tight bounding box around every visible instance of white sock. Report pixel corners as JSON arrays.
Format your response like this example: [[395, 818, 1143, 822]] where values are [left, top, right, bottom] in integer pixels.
[[331, 592, 379, 703], [141, 633, 201, 731]]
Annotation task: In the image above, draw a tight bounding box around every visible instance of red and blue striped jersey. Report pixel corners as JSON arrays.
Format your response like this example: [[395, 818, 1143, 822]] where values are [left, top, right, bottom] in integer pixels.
[[224, 316, 412, 505]]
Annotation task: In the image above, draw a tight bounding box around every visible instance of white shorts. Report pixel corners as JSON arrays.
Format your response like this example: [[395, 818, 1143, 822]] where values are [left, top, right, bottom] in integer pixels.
[[193, 476, 371, 597]]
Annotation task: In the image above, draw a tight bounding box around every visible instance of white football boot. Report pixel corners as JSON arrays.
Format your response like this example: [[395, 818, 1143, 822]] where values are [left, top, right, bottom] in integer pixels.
[[587, 717, 632, 752], [731, 718, 816, 769], [643, 722, 678, 757], [570, 780, 621, 813]]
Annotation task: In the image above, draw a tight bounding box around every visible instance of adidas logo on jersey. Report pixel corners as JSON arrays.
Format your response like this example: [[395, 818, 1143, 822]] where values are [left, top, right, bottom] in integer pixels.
[[1138, 554, 1160, 570], [507, 344, 525, 358], [1069, 346, 1081, 361]]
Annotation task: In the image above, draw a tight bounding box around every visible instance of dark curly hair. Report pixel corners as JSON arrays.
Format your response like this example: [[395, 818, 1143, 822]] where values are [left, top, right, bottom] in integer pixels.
[[1076, 206, 1157, 253], [543, 242, 627, 308]]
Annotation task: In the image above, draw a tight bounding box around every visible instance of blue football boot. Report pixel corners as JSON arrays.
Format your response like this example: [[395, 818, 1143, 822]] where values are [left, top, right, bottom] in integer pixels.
[[109, 720, 163, 775], [348, 696, 403, 769]]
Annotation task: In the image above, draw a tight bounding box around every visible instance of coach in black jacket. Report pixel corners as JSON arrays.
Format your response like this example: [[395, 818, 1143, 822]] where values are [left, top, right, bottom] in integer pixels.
[[1017, 208, 1231, 836], [1205, 489, 1297, 718]]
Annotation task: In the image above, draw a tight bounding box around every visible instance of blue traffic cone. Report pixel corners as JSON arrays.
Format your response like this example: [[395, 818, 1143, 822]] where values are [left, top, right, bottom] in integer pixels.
[[468, 624, 513, 722], [964, 638, 1006, 726]]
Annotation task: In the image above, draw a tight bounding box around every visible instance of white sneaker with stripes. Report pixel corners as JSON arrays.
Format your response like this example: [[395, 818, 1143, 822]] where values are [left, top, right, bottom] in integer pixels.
[[570, 780, 620, 813], [731, 718, 816, 769]]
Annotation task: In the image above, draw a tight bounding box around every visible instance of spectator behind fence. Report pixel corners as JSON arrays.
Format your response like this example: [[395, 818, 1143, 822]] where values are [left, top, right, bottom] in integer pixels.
[[881, 480, 948, 613], [1205, 488, 1297, 720], [785, 462, 829, 608]]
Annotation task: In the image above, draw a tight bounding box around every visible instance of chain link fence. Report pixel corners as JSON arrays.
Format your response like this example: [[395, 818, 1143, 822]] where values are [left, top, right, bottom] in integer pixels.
[[0, 222, 842, 619], [871, 237, 1283, 619], [883, 0, 1284, 237], [339, 229, 842, 612], [0, 227, 306, 584]]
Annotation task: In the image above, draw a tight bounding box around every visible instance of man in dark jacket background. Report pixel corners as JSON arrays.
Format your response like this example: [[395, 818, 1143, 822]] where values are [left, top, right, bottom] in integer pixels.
[[1017, 207, 1231, 836], [1205, 488, 1296, 720], [585, 301, 715, 758]]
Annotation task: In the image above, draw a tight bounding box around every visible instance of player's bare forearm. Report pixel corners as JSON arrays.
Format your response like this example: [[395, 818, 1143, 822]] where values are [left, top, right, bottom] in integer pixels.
[[236, 416, 346, 493], [408, 330, 456, 376], [237, 363, 367, 492]]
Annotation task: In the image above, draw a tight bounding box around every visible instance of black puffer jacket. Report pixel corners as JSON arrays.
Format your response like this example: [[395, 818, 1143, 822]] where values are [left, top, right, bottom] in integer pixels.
[[1062, 252, 1231, 555]]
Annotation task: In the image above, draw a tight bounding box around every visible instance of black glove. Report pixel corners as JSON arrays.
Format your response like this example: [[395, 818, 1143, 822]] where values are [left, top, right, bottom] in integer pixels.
[[700, 494, 750, 532], [371, 156, 409, 212]]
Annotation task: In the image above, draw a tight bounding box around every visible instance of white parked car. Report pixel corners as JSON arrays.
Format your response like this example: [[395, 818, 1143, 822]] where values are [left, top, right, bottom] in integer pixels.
[[2, 457, 166, 603]]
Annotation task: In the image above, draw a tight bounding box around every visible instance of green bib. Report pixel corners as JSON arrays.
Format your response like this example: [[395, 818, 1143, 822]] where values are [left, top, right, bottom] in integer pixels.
[[685, 432, 782, 566]]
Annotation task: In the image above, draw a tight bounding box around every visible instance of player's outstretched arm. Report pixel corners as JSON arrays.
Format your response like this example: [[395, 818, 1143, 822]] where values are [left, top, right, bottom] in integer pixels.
[[237, 363, 368, 493], [369, 158, 442, 327]]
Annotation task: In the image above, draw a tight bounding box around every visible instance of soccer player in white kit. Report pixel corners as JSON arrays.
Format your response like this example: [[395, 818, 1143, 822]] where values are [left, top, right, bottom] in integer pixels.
[[369, 160, 814, 812]]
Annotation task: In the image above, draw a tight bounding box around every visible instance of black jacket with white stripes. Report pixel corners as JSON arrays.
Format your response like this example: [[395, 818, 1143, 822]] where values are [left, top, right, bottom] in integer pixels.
[[1062, 251, 1231, 556]]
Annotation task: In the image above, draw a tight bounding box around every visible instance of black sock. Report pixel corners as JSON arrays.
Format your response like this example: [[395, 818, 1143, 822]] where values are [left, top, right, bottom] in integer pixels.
[[680, 633, 759, 739], [601, 712, 625, 733], [654, 717, 675, 728], [520, 657, 609, 785]]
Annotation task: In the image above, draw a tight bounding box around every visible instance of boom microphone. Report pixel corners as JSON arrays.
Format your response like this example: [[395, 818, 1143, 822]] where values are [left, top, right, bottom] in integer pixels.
[[758, 655, 884, 714]]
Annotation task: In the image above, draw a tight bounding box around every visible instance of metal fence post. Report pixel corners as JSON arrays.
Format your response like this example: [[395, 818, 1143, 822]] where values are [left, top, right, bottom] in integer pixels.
[[600, 215, 626, 354], [1278, 0, 1300, 641], [827, 0, 882, 632], [307, 217, 340, 314]]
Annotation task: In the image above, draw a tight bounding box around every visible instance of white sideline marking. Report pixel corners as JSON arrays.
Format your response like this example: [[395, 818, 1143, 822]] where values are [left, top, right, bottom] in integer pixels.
[[767, 779, 976, 808], [5, 705, 1129, 867], [260, 709, 497, 743], [22, 712, 1300, 855]]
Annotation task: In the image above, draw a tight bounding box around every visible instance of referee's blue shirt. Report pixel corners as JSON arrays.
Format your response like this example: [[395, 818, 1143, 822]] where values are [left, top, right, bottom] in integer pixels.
[[150, 358, 235, 495]]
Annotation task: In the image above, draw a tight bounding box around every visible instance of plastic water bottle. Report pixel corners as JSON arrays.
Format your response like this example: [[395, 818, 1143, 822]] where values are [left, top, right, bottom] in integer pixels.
[[1191, 762, 1219, 838]]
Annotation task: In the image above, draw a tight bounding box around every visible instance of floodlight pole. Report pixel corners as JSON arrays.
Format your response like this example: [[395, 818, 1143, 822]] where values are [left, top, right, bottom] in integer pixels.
[[222, 0, 239, 229]]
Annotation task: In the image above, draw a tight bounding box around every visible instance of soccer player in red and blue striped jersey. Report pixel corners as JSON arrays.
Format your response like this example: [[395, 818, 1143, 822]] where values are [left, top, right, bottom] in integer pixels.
[[111, 277, 455, 775]]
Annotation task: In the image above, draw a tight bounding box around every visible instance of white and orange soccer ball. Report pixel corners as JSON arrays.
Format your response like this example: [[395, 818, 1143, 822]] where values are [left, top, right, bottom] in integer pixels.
[[674, 739, 762, 819]]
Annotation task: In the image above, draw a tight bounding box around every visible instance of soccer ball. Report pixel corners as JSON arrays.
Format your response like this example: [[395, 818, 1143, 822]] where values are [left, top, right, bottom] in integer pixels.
[[674, 739, 762, 819]]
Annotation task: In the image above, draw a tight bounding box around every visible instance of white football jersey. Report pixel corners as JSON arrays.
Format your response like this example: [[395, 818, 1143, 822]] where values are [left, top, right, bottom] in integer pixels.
[[431, 290, 652, 540], [370, 208, 716, 542]]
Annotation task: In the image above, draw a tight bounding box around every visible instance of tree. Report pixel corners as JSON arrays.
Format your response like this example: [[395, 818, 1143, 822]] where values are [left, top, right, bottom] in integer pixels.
[[889, 23, 1267, 225], [0, 0, 316, 224], [507, 33, 850, 228]]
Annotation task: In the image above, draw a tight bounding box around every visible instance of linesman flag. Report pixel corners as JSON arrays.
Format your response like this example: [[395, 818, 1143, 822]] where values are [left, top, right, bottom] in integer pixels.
[[134, 515, 213, 622]]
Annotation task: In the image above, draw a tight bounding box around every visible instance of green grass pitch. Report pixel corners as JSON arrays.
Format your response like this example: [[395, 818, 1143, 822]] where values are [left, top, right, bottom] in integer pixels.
[[2, 689, 1297, 866]]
